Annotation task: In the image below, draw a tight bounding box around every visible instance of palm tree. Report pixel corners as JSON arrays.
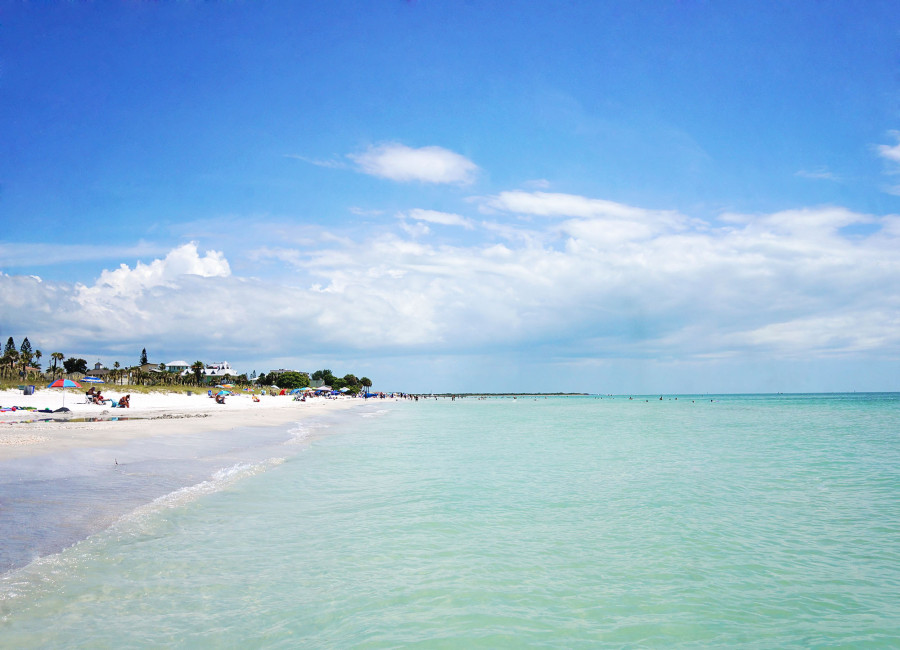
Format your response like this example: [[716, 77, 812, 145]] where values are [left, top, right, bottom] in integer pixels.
[[34, 350, 42, 379], [191, 361, 205, 386], [113, 361, 121, 385], [51, 352, 64, 379], [6, 350, 19, 380]]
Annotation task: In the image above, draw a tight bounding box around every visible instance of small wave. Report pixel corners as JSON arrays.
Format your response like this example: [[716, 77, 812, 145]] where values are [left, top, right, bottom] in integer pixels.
[[284, 420, 329, 445], [361, 409, 391, 418], [121, 459, 284, 526], [0, 458, 284, 608]]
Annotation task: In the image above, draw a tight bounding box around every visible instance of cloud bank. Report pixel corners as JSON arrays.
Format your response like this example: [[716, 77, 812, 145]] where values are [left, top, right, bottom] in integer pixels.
[[3, 195, 898, 389]]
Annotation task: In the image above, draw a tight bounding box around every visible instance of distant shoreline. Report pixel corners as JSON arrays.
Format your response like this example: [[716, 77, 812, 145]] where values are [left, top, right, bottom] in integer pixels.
[[425, 393, 590, 397]]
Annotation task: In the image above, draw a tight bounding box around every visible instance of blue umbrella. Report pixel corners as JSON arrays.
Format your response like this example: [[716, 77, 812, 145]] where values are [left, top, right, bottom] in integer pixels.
[[82, 376, 104, 383]]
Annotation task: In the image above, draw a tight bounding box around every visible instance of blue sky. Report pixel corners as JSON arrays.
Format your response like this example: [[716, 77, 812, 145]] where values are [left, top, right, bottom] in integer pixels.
[[2, 1, 900, 393]]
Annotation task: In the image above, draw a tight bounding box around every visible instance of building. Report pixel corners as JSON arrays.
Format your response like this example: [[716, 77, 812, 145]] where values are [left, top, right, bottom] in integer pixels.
[[89, 361, 112, 380], [165, 360, 190, 373], [179, 361, 238, 384]]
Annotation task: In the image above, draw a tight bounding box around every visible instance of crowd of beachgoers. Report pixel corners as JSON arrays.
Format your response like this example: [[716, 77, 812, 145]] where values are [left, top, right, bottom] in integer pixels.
[[0, 385, 410, 460]]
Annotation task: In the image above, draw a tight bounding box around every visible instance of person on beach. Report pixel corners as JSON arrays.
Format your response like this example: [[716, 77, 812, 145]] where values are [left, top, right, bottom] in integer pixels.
[[118, 395, 130, 408], [215, 393, 226, 404]]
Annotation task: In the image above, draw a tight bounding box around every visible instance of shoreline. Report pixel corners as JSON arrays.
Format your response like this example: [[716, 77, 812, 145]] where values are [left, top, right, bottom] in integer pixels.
[[0, 388, 383, 460], [0, 388, 399, 575]]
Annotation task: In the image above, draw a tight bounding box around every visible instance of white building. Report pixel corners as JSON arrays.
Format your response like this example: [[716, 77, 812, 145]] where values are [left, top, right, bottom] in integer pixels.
[[178, 361, 238, 383]]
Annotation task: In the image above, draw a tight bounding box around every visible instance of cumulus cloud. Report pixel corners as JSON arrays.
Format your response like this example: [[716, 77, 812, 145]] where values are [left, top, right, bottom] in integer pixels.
[[349, 143, 478, 184], [78, 242, 229, 299], [3, 197, 899, 381]]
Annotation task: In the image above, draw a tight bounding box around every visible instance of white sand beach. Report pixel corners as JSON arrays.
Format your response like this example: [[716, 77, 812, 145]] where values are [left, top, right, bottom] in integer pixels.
[[0, 387, 377, 460]]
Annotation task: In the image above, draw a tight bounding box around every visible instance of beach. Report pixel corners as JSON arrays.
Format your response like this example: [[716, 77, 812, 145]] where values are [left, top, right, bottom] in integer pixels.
[[0, 386, 393, 578], [0, 387, 370, 461]]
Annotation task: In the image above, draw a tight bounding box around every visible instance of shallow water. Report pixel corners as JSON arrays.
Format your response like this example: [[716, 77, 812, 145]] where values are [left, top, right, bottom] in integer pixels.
[[2, 395, 899, 647]]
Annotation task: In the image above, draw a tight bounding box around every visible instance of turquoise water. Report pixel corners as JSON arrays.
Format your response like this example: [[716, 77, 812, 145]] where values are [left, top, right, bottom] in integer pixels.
[[2, 395, 899, 647]]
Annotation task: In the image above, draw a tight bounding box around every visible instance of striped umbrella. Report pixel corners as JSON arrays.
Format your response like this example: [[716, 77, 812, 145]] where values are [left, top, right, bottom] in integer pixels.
[[47, 378, 82, 408]]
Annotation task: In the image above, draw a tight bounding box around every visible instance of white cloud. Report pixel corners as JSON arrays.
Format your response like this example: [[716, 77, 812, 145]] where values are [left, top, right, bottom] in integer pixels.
[[400, 221, 431, 238], [349, 206, 386, 217], [78, 242, 229, 299], [736, 312, 900, 355], [3, 198, 899, 384], [349, 143, 478, 184], [400, 209, 475, 230], [795, 168, 840, 181], [284, 153, 349, 170], [876, 131, 900, 164], [478, 190, 689, 225]]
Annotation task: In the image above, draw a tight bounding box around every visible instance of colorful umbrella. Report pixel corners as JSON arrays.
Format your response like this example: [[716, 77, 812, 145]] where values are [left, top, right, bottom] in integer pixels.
[[47, 378, 82, 408], [47, 378, 81, 388], [81, 376, 104, 383]]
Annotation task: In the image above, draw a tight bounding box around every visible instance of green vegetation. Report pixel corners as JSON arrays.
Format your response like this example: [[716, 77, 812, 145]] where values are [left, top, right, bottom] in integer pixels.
[[0, 333, 373, 394], [262, 371, 309, 389]]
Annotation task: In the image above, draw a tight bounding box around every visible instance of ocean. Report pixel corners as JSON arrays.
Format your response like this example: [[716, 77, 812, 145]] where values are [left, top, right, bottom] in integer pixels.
[[2, 394, 899, 647]]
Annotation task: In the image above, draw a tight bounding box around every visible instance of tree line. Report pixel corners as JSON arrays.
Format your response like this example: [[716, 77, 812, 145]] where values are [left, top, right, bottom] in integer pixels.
[[0, 336, 373, 392], [254, 369, 373, 394]]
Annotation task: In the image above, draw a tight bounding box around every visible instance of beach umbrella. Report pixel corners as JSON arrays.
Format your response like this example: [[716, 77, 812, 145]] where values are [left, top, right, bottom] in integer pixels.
[[47, 378, 81, 407], [82, 376, 104, 383]]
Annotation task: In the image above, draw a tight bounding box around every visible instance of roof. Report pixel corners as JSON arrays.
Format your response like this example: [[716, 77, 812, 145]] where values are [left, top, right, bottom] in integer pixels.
[[166, 360, 190, 366]]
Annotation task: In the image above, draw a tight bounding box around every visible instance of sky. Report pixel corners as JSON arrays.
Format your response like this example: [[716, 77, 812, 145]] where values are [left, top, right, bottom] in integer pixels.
[[2, 0, 900, 394]]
